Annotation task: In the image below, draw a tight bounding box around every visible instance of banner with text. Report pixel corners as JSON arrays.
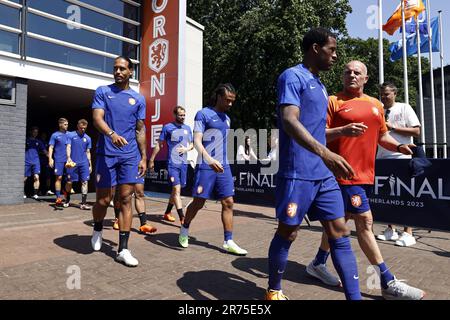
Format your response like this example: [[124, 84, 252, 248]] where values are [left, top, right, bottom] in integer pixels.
[[145, 159, 450, 231], [140, 0, 186, 160]]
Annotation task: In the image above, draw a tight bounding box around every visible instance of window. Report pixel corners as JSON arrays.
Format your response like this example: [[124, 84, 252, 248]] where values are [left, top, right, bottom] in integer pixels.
[[28, 13, 138, 59], [28, 0, 138, 40], [0, 77, 15, 104], [78, 0, 140, 20], [0, 30, 19, 54], [26, 38, 116, 74], [0, 3, 21, 29]]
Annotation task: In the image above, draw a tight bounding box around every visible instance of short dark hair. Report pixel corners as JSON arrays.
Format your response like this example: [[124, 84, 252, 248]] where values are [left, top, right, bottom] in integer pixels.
[[173, 106, 185, 115], [380, 81, 398, 94], [58, 118, 68, 124], [30, 126, 39, 132], [78, 119, 88, 126], [301, 28, 336, 53], [210, 83, 236, 106], [115, 56, 134, 70]]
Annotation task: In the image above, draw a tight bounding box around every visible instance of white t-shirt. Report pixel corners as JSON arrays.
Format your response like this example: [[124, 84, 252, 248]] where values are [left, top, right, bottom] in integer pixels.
[[377, 102, 421, 159], [236, 145, 258, 161], [236, 145, 250, 161]]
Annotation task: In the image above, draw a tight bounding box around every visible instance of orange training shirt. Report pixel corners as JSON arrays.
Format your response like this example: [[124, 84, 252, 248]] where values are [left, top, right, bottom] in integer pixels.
[[327, 92, 388, 185]]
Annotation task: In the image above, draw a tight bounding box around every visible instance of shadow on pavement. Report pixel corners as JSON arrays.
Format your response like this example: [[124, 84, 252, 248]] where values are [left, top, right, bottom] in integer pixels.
[[143, 232, 223, 253], [53, 234, 117, 259], [177, 269, 265, 300], [233, 209, 277, 223], [433, 250, 450, 258], [231, 257, 382, 300]]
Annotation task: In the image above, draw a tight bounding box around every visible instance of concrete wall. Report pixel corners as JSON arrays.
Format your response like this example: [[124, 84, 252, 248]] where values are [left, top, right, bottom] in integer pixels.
[[0, 78, 27, 205]]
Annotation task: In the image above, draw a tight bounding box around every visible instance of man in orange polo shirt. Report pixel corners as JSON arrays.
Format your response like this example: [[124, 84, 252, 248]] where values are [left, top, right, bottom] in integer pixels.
[[305, 60, 425, 300]]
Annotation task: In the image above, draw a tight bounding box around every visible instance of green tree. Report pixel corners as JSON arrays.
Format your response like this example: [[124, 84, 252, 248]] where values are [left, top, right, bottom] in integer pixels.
[[188, 0, 352, 129], [187, 1, 428, 129]]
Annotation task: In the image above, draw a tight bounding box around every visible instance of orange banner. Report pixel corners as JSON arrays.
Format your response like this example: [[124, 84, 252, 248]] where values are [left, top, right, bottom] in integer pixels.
[[140, 0, 184, 160]]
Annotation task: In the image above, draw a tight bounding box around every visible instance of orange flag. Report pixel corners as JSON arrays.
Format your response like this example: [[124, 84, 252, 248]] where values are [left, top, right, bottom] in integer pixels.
[[383, 0, 426, 35]]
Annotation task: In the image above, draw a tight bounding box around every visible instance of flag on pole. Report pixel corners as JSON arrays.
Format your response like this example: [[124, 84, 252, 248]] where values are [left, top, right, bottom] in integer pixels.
[[389, 16, 439, 61], [383, 0, 426, 35], [402, 0, 428, 34]]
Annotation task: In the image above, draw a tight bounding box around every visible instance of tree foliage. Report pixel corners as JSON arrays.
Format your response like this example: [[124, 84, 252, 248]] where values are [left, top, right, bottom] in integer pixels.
[[187, 0, 428, 129]]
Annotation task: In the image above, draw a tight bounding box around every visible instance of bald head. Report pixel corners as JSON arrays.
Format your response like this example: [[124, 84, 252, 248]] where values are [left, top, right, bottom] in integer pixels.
[[345, 61, 367, 75], [343, 60, 369, 97]]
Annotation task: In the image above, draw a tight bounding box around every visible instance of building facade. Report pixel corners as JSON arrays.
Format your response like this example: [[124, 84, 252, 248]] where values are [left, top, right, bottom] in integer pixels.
[[0, 0, 203, 204]]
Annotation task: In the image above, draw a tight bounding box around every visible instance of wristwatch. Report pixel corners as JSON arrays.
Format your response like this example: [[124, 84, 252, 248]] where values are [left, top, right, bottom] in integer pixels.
[[108, 130, 115, 137]]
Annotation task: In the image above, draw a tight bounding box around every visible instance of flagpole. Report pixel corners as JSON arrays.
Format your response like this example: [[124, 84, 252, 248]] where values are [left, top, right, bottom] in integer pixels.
[[416, 12, 426, 150], [401, 0, 409, 104], [438, 10, 447, 158], [378, 0, 384, 84], [426, 0, 437, 158]]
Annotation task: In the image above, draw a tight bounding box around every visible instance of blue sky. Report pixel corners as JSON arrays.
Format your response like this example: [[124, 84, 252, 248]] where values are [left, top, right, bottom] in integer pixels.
[[347, 0, 450, 67]]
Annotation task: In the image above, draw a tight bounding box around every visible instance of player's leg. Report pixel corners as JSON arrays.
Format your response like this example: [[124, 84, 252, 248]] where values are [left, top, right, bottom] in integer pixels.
[[174, 165, 188, 223], [113, 187, 120, 230], [307, 178, 361, 300], [179, 168, 214, 248], [265, 221, 298, 300], [135, 182, 157, 234], [91, 187, 114, 251], [220, 196, 247, 256], [266, 177, 310, 300], [54, 162, 65, 207], [163, 166, 181, 222], [213, 167, 247, 255], [78, 162, 91, 210], [178, 197, 205, 248], [32, 173, 40, 199], [23, 163, 30, 198], [55, 175, 64, 207], [63, 169, 74, 208], [91, 154, 116, 251]]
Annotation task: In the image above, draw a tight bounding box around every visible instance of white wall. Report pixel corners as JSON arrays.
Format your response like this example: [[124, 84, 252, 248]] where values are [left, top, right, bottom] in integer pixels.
[[184, 18, 204, 131], [184, 18, 204, 164]]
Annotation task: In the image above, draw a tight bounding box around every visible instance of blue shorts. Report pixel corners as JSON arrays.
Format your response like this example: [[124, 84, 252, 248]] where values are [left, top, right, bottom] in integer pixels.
[[54, 161, 66, 177], [168, 165, 187, 188], [192, 167, 234, 200], [275, 176, 345, 226], [95, 154, 140, 188], [340, 185, 372, 214], [66, 162, 90, 182], [25, 161, 40, 177]]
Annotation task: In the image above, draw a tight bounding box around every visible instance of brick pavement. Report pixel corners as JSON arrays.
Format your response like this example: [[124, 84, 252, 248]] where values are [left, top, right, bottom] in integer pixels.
[[0, 193, 449, 300]]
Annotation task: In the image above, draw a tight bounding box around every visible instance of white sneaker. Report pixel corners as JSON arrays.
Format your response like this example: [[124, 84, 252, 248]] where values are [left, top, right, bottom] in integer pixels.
[[223, 240, 248, 256], [23, 195, 27, 199], [377, 227, 399, 241], [395, 232, 416, 247], [115, 249, 139, 267], [32, 194, 39, 200], [63, 202, 70, 208], [382, 277, 425, 300], [46, 190, 54, 195], [91, 230, 102, 251], [306, 261, 342, 286]]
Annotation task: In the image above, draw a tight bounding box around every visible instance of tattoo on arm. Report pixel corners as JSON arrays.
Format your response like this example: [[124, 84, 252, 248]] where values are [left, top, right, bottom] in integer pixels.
[[136, 120, 147, 159]]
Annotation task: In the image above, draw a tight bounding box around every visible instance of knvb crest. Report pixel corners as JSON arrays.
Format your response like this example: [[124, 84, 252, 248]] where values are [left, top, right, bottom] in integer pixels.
[[149, 39, 169, 73]]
